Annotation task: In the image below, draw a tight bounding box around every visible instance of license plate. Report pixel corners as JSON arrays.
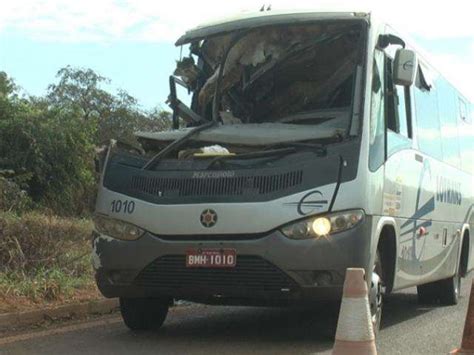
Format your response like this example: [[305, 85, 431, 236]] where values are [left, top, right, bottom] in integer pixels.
[[186, 248, 236, 268]]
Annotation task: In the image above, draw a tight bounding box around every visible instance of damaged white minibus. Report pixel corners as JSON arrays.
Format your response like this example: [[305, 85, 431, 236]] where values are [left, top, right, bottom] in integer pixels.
[[92, 10, 474, 331]]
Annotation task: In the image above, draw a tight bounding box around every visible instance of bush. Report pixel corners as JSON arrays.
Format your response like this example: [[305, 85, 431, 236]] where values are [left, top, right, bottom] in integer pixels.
[[0, 176, 33, 213], [0, 212, 92, 273], [0, 104, 97, 216], [0, 212, 94, 303], [0, 69, 171, 217]]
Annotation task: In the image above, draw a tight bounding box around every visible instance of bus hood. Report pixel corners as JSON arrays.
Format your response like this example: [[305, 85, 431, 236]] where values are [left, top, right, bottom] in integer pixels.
[[136, 122, 345, 147]]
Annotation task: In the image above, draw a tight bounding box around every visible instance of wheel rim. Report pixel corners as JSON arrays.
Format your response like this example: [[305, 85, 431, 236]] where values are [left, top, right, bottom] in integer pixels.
[[454, 273, 461, 299], [369, 270, 383, 332]]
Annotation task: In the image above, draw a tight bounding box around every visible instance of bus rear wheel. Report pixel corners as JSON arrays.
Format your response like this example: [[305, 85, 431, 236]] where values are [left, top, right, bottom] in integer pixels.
[[439, 271, 461, 305], [120, 297, 170, 330], [417, 269, 461, 305], [416, 282, 438, 304]]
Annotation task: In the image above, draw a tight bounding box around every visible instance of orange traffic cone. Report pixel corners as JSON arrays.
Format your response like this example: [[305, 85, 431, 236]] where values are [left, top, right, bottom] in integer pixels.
[[451, 280, 474, 354], [332, 268, 377, 355]]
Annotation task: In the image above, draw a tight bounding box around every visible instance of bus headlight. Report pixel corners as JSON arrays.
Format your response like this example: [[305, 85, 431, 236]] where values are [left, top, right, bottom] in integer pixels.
[[280, 210, 364, 240], [93, 215, 145, 241]]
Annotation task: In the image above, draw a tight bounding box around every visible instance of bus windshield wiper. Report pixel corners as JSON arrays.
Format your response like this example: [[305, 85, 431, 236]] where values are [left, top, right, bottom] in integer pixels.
[[275, 142, 328, 155], [278, 115, 335, 124], [142, 120, 216, 170], [206, 147, 297, 169], [276, 108, 349, 124], [206, 141, 329, 170]]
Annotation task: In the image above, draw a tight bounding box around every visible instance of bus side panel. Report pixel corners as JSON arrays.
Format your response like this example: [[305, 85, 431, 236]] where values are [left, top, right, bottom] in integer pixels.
[[385, 148, 471, 290]]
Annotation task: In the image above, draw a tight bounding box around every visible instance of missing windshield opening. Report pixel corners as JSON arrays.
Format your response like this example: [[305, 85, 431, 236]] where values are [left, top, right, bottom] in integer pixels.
[[173, 21, 364, 128]]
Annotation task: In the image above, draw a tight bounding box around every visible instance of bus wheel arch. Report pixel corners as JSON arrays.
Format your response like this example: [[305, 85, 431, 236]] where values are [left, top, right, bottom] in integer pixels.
[[368, 223, 396, 333], [376, 225, 397, 293]]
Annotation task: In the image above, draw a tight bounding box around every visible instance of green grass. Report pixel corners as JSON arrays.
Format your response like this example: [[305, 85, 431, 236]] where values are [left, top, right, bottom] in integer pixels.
[[0, 266, 93, 303], [0, 212, 99, 309]]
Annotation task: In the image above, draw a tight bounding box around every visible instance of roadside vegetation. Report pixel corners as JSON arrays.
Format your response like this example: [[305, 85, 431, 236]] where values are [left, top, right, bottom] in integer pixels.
[[0, 68, 171, 311], [0, 212, 95, 312]]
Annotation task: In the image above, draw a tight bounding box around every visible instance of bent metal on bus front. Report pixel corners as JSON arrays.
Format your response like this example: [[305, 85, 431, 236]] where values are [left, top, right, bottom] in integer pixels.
[[91, 11, 474, 332]]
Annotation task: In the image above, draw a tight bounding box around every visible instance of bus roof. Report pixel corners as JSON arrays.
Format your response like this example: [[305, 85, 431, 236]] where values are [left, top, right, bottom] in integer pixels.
[[174, 9, 472, 103], [175, 10, 370, 45]]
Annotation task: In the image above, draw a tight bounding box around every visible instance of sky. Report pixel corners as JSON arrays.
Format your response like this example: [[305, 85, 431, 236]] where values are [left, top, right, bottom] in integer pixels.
[[0, 0, 473, 110]]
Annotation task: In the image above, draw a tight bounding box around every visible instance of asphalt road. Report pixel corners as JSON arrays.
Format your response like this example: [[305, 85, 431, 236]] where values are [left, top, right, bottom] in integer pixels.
[[1, 276, 471, 355]]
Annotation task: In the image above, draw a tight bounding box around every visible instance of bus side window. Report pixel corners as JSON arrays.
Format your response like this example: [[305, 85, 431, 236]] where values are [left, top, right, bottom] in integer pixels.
[[384, 55, 413, 157], [385, 57, 411, 139], [437, 78, 461, 169], [459, 98, 469, 123], [368, 51, 386, 171], [458, 98, 473, 173], [414, 66, 443, 161]]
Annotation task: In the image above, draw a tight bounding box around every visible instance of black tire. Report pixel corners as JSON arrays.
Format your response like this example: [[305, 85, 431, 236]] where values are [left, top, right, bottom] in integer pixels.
[[120, 297, 170, 330], [439, 271, 461, 305], [417, 270, 461, 305], [370, 252, 384, 334], [417, 282, 438, 304]]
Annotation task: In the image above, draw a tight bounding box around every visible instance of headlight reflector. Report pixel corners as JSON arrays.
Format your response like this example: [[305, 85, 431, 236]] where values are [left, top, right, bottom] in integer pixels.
[[93, 215, 145, 241], [311, 217, 331, 236], [280, 210, 364, 240]]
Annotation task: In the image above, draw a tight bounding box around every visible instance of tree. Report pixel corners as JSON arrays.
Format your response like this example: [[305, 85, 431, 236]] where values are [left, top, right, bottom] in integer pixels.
[[47, 66, 114, 121], [1, 67, 172, 216], [1, 70, 97, 215], [0, 72, 24, 122], [0, 98, 96, 215], [0, 72, 17, 98], [46, 66, 172, 145]]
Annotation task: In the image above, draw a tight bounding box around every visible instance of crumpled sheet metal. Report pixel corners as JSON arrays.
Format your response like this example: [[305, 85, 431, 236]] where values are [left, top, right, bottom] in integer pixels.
[[197, 26, 323, 107], [173, 23, 359, 123]]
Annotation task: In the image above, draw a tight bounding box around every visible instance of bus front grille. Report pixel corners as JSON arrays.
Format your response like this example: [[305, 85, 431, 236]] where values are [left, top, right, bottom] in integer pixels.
[[129, 170, 303, 197], [134, 255, 297, 293]]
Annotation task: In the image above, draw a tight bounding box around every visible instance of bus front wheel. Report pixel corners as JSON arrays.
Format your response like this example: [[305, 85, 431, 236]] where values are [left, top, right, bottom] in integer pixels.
[[119, 297, 170, 330], [370, 252, 384, 333]]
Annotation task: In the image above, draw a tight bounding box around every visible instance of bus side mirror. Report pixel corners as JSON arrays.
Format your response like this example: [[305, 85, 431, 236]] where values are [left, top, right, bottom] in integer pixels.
[[393, 49, 418, 86]]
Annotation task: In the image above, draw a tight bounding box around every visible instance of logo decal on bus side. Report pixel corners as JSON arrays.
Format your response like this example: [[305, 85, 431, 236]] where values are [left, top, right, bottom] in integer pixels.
[[400, 159, 434, 261], [436, 176, 462, 205]]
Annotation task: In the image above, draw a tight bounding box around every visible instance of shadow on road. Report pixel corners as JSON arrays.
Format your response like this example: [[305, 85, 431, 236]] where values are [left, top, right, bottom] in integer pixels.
[[124, 305, 340, 354], [0, 289, 444, 355], [115, 291, 438, 354], [381, 290, 437, 330]]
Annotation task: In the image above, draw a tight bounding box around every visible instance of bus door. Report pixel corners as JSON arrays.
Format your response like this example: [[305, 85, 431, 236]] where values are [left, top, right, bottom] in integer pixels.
[[381, 50, 426, 287]]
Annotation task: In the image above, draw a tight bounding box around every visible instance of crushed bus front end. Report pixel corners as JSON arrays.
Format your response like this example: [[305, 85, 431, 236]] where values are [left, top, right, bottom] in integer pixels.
[[93, 141, 371, 305], [92, 11, 371, 311]]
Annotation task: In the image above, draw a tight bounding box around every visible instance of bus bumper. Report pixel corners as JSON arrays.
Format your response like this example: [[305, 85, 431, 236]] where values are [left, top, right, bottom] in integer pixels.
[[92, 215, 373, 305]]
